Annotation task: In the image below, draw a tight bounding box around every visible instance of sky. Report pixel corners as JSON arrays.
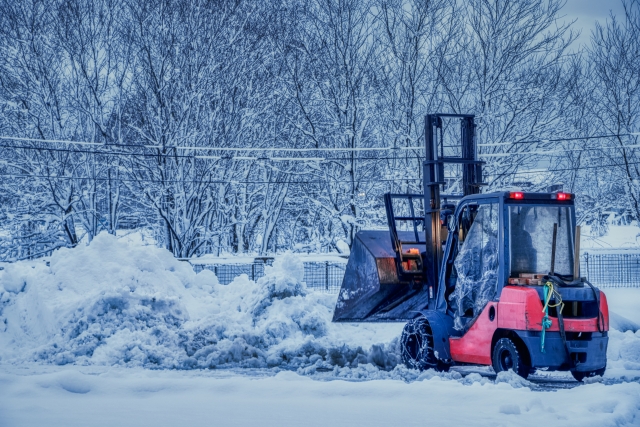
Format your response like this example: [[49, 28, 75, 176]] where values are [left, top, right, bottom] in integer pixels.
[[563, 0, 626, 47]]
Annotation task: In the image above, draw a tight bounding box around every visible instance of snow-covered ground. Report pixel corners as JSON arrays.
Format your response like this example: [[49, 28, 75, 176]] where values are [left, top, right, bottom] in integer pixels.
[[581, 224, 640, 250], [0, 233, 639, 427], [1, 366, 639, 427]]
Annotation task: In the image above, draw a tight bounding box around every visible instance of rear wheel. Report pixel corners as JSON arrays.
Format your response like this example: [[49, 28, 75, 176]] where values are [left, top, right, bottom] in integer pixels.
[[492, 338, 531, 379], [401, 317, 448, 371], [571, 367, 605, 382]]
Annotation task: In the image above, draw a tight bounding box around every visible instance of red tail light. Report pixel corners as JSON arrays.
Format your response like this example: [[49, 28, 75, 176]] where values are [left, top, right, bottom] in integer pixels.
[[510, 192, 524, 200], [555, 192, 571, 201]]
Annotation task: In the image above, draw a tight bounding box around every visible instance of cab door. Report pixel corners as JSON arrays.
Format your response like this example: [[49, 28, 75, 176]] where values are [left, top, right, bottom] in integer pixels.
[[441, 198, 501, 331]]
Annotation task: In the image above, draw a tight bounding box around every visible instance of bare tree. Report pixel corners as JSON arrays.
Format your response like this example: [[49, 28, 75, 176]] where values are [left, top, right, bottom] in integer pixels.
[[282, 0, 385, 249], [444, 0, 577, 190], [0, 0, 84, 253], [586, 0, 640, 225], [376, 0, 458, 194], [2, 0, 635, 258], [55, 0, 133, 240]]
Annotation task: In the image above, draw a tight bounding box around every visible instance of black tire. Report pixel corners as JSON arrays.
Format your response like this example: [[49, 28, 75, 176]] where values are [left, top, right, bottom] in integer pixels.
[[492, 338, 531, 379], [401, 317, 448, 371], [571, 367, 605, 382]]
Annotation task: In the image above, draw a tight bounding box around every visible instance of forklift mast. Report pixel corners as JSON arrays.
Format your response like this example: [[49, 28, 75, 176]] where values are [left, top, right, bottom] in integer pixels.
[[384, 115, 484, 300], [421, 114, 483, 296], [333, 114, 484, 322]]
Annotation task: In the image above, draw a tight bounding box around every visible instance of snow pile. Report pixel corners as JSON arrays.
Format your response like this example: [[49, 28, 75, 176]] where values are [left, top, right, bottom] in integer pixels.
[[610, 313, 640, 333], [0, 233, 399, 370], [607, 329, 640, 371], [1, 232, 640, 382], [494, 370, 532, 389]]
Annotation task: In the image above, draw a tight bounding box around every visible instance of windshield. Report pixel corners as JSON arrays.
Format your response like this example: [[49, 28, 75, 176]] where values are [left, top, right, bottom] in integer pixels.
[[509, 205, 574, 277]]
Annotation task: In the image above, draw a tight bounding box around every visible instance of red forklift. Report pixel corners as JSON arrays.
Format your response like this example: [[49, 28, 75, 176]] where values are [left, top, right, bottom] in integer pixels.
[[333, 114, 608, 381]]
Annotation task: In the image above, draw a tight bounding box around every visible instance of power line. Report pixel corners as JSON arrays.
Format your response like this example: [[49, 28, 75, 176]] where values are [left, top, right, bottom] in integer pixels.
[[194, 155, 326, 162], [0, 142, 427, 161], [0, 135, 426, 152], [2, 132, 639, 156], [0, 136, 103, 146], [0, 172, 423, 184], [0, 143, 197, 159], [5, 139, 638, 163], [477, 132, 640, 147], [5, 154, 640, 183], [150, 145, 425, 152], [6, 140, 640, 160], [507, 160, 640, 175], [3, 134, 640, 174], [479, 144, 640, 157]]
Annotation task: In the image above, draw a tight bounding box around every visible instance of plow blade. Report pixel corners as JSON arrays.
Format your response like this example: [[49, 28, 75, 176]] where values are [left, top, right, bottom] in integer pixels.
[[332, 230, 430, 322]]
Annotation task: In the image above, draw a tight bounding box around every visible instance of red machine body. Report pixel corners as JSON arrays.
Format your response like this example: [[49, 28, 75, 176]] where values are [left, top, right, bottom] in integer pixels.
[[449, 288, 609, 366]]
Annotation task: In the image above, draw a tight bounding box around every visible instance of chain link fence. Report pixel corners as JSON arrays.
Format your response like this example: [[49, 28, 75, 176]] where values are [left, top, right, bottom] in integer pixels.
[[301, 261, 346, 293], [191, 258, 274, 284], [190, 251, 640, 292], [190, 258, 347, 293], [581, 252, 640, 288]]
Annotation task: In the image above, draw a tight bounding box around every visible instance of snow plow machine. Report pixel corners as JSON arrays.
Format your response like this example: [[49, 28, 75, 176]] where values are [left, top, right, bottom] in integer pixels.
[[333, 114, 608, 381]]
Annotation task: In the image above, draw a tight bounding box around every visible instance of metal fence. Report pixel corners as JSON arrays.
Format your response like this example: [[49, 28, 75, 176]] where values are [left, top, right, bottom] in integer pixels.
[[301, 261, 346, 293], [191, 259, 347, 293], [192, 258, 273, 284], [191, 251, 640, 292], [581, 252, 640, 288]]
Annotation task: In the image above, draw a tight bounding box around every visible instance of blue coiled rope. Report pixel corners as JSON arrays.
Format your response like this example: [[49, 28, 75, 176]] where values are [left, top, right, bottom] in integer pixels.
[[541, 281, 563, 353]]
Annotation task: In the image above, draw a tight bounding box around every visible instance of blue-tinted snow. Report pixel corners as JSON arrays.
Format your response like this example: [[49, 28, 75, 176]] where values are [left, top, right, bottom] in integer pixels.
[[0, 233, 401, 371]]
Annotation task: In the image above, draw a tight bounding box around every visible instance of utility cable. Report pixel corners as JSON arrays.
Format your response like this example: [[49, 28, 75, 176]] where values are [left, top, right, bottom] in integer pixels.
[[3, 132, 639, 152]]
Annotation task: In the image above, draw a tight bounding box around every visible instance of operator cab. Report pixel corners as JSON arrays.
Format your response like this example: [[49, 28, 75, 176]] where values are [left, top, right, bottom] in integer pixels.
[[440, 191, 576, 331]]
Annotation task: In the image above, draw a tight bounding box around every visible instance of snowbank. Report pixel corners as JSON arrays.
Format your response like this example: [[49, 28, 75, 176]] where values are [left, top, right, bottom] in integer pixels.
[[608, 329, 640, 371], [604, 288, 640, 327], [0, 233, 400, 370]]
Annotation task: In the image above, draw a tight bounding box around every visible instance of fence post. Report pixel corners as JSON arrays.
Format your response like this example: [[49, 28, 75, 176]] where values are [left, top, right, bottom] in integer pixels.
[[583, 252, 588, 280], [325, 261, 329, 291]]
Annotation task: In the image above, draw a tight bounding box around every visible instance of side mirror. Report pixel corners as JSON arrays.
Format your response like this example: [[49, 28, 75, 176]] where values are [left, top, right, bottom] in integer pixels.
[[447, 214, 457, 232], [440, 203, 456, 230]]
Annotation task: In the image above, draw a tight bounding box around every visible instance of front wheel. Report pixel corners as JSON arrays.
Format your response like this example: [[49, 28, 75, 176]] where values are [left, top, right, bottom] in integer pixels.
[[571, 367, 605, 382], [492, 338, 531, 379], [401, 317, 448, 371]]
